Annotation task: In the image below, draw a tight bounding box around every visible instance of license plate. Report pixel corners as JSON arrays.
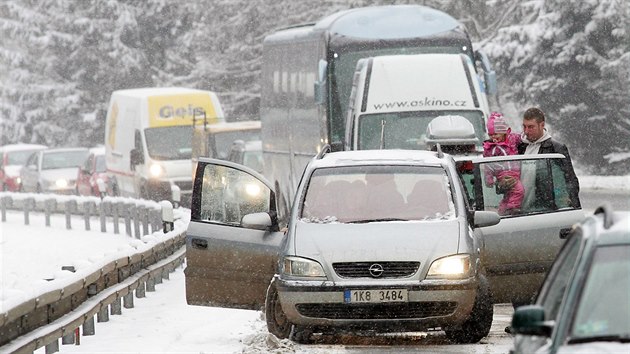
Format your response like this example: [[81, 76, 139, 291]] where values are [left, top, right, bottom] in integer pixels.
[[344, 289, 408, 303]]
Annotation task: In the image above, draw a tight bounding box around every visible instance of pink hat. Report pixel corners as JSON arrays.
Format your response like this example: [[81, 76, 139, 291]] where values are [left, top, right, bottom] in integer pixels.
[[487, 112, 511, 135]]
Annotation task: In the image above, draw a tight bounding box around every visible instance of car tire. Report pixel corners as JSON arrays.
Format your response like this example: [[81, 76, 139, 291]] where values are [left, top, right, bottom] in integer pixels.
[[265, 279, 293, 340], [444, 275, 493, 344]]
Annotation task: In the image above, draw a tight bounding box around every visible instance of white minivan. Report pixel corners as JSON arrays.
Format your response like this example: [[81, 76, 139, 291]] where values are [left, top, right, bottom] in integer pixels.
[[345, 53, 492, 153], [105, 87, 225, 204]]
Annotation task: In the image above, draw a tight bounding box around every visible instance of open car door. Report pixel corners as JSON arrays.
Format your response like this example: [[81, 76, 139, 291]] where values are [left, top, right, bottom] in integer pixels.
[[455, 153, 585, 304], [185, 158, 285, 309]]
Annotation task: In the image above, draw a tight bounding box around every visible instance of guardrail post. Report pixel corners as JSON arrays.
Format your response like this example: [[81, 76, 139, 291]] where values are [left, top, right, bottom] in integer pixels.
[[162, 268, 170, 281], [110, 297, 122, 315], [140, 206, 149, 236], [124, 203, 132, 237], [45, 338, 59, 354], [1, 195, 12, 222], [44, 199, 56, 227], [150, 208, 160, 232], [83, 315, 95, 335], [161, 201, 174, 233], [133, 205, 141, 239], [62, 331, 75, 345], [136, 281, 146, 298], [146, 277, 156, 292], [23, 197, 34, 225], [123, 292, 134, 309], [97, 305, 109, 323], [100, 201, 109, 233], [84, 200, 95, 231], [65, 200, 77, 230], [112, 201, 120, 234]]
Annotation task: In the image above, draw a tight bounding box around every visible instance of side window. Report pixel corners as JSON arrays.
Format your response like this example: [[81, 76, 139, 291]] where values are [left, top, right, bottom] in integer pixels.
[[538, 232, 582, 321], [84, 155, 93, 171], [476, 158, 577, 217], [198, 164, 271, 225]]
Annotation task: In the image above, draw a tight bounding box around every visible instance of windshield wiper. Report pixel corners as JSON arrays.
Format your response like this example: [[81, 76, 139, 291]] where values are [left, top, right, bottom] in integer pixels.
[[347, 218, 408, 224], [567, 334, 630, 344]]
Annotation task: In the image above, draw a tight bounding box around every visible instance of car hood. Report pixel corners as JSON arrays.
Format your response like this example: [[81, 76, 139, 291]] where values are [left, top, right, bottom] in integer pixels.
[[292, 219, 461, 263], [39, 168, 79, 181]]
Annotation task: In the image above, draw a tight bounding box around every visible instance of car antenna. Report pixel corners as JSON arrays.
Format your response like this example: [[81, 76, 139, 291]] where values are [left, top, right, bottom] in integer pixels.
[[436, 143, 444, 158], [316, 144, 331, 159]]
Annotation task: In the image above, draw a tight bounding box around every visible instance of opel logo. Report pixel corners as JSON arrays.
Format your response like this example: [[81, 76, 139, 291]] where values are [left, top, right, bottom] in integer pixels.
[[368, 263, 384, 278]]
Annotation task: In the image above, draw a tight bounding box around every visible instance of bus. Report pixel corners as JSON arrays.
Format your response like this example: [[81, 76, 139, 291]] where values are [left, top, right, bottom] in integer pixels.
[[260, 4, 496, 219]]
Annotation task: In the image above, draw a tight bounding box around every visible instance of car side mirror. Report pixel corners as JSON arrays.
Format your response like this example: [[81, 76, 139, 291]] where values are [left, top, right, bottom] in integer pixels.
[[473, 210, 500, 228], [241, 212, 274, 231], [511, 305, 554, 337]]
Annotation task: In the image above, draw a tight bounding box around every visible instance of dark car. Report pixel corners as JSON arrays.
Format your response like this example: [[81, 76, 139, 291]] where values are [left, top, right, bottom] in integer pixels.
[[510, 204, 630, 354]]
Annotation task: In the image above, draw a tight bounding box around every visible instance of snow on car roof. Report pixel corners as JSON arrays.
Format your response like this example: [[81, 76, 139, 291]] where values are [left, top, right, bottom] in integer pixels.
[[0, 144, 47, 152], [313, 149, 446, 169]]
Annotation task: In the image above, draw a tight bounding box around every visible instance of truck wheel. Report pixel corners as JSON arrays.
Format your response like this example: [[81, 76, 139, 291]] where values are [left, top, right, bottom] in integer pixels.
[[444, 275, 493, 344], [265, 279, 292, 339]]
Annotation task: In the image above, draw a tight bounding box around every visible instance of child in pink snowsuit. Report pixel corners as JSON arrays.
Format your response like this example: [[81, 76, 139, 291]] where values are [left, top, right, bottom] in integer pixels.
[[483, 112, 524, 215]]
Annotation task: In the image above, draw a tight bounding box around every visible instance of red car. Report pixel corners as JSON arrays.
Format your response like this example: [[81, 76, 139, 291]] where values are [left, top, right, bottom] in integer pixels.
[[0, 144, 47, 191], [76, 147, 109, 196]]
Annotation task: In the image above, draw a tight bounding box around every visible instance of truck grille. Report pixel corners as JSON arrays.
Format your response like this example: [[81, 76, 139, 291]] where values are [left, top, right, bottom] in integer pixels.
[[295, 301, 457, 319], [333, 262, 420, 278]]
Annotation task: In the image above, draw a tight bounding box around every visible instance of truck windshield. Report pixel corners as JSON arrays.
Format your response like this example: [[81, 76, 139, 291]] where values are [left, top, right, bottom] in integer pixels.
[[213, 130, 261, 160], [301, 165, 454, 223], [145, 126, 193, 160], [331, 46, 465, 142], [357, 110, 485, 150]]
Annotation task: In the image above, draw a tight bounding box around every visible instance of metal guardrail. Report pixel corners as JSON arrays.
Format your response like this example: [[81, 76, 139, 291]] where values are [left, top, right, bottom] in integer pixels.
[[0, 192, 188, 353]]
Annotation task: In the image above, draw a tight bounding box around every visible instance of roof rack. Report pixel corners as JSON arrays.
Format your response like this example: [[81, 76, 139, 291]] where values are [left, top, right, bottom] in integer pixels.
[[594, 203, 614, 229], [316, 144, 331, 160]]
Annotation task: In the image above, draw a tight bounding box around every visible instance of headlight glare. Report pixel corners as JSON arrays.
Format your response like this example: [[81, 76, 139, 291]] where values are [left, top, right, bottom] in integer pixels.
[[55, 179, 68, 188], [427, 254, 471, 279], [149, 163, 164, 178], [283, 256, 326, 278]]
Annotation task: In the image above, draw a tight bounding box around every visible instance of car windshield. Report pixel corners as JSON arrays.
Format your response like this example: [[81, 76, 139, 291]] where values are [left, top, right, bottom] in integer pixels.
[[300, 165, 454, 223], [7, 150, 41, 165], [41, 151, 89, 170], [213, 130, 260, 160], [144, 126, 193, 160], [570, 245, 630, 340], [95, 154, 106, 173], [357, 110, 485, 150]]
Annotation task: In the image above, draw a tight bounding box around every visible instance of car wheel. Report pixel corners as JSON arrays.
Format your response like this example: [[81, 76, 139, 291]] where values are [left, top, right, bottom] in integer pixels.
[[265, 279, 293, 339], [444, 275, 493, 344]]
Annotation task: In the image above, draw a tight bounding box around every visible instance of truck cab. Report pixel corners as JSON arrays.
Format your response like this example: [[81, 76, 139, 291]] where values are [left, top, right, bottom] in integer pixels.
[[345, 53, 491, 154]]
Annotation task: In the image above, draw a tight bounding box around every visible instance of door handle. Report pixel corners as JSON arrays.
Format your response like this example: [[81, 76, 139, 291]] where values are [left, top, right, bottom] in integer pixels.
[[559, 227, 572, 239], [191, 238, 208, 249]]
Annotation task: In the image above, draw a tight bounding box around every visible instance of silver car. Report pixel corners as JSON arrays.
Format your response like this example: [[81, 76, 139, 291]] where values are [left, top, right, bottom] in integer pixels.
[[185, 149, 502, 343], [20, 147, 89, 194]]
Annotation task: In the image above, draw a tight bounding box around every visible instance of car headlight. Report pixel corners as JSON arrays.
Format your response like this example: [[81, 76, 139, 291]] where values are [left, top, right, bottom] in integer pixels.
[[149, 163, 165, 178], [55, 179, 68, 188], [427, 254, 471, 279], [283, 256, 326, 278]]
